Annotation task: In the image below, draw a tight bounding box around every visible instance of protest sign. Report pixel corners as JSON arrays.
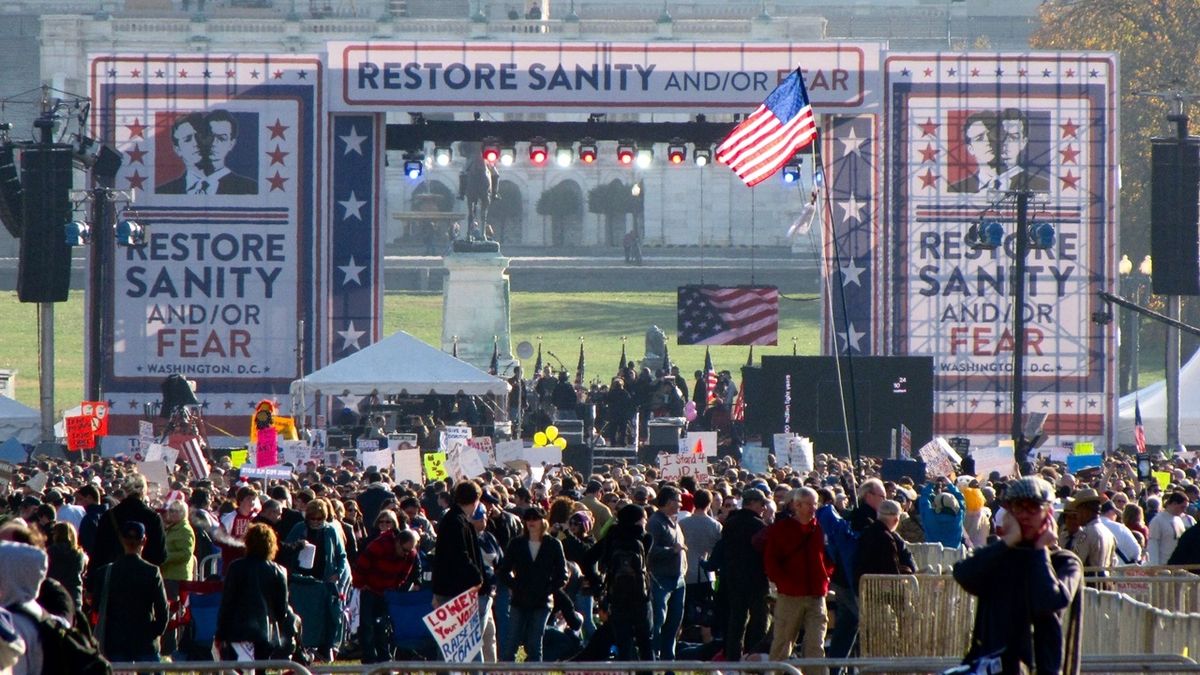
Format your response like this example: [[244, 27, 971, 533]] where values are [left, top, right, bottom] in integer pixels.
[[361, 449, 392, 472], [137, 459, 172, 488], [742, 444, 768, 475], [786, 437, 814, 473], [138, 420, 155, 453], [240, 466, 294, 481], [659, 453, 708, 481], [467, 436, 495, 464], [65, 415, 95, 451], [423, 452, 448, 481], [24, 471, 48, 493], [81, 401, 110, 437], [1066, 454, 1102, 473], [899, 424, 912, 459], [256, 426, 279, 467], [447, 444, 486, 480], [1153, 471, 1172, 491], [441, 426, 472, 451], [144, 443, 179, 468], [1039, 445, 1072, 463], [678, 432, 717, 457], [917, 437, 961, 478], [356, 438, 382, 451], [523, 445, 562, 467], [972, 446, 1016, 480], [1073, 442, 1096, 456], [229, 449, 249, 468], [495, 440, 525, 465], [393, 448, 423, 483], [388, 434, 419, 451], [423, 588, 483, 662], [279, 440, 310, 467]]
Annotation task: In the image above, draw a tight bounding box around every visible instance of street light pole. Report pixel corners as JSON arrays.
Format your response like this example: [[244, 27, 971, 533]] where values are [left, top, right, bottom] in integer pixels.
[[86, 186, 113, 403], [1011, 189, 1030, 455]]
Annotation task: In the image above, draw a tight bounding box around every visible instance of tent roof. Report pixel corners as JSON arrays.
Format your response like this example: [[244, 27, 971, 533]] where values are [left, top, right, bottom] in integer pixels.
[[0, 394, 40, 445], [1117, 347, 1200, 446], [291, 331, 510, 398]]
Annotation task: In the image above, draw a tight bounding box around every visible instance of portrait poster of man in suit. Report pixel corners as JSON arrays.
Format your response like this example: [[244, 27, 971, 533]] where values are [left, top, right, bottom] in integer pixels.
[[946, 108, 1051, 194], [155, 109, 258, 195]]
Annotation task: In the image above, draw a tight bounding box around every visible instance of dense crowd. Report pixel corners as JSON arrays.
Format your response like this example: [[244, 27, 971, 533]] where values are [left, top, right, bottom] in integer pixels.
[[2, 413, 1200, 673]]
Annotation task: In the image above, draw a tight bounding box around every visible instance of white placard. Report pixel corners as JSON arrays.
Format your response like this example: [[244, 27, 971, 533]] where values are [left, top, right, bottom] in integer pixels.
[[393, 448, 423, 484], [388, 433, 419, 451], [279, 440, 310, 466], [448, 444, 486, 480], [973, 446, 1016, 480], [441, 426, 472, 450], [743, 444, 769, 475], [136, 459, 172, 488], [918, 437, 961, 478], [240, 466, 294, 481], [495, 440, 525, 465], [678, 432, 718, 457], [361, 449, 392, 471], [522, 445, 562, 467], [787, 437, 814, 473], [659, 453, 709, 481]]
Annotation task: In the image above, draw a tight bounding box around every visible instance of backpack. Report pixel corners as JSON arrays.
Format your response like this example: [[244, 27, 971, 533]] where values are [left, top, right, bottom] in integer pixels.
[[606, 539, 649, 606], [8, 604, 112, 675]]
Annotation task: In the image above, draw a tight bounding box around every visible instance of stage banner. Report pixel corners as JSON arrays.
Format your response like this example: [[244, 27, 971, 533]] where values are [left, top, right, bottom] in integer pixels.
[[883, 52, 1118, 446]]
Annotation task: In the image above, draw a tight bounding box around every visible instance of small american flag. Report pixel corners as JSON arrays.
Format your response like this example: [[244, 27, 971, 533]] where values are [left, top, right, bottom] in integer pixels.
[[704, 347, 719, 405], [716, 68, 818, 187], [677, 285, 779, 346], [1134, 398, 1147, 454], [732, 380, 746, 422], [170, 433, 210, 479]]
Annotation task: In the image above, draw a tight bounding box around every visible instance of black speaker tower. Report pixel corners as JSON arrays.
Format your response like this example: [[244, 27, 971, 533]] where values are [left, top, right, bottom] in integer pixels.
[[16, 141, 74, 303]]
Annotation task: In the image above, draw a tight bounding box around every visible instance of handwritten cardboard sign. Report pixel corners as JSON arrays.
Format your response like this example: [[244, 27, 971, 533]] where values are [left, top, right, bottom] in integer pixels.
[[423, 588, 482, 663], [65, 415, 95, 451]]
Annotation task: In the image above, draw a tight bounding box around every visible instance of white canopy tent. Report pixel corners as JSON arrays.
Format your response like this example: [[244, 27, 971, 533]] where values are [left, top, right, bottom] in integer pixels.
[[1117, 347, 1200, 447], [0, 395, 40, 444], [290, 331, 511, 407]]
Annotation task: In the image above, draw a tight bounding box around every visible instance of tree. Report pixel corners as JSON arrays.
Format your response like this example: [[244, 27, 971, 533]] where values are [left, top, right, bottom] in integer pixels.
[[536, 180, 584, 246], [587, 179, 637, 246]]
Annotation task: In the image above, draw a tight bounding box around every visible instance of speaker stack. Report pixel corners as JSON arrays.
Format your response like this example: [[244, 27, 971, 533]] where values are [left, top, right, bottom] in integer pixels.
[[1150, 137, 1200, 296]]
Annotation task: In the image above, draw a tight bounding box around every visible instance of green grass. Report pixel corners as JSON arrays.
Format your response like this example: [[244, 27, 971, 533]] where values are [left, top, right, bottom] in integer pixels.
[[1, 290, 821, 413]]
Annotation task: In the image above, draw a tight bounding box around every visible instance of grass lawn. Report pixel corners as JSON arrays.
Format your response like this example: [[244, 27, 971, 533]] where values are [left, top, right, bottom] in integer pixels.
[[1, 290, 822, 413]]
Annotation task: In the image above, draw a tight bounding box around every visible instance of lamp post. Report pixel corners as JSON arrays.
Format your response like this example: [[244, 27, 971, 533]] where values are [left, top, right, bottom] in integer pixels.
[[1118, 254, 1134, 394]]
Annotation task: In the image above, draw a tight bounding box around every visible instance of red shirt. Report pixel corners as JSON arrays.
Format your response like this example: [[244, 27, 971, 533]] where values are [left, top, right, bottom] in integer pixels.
[[352, 529, 420, 595], [763, 516, 832, 597]]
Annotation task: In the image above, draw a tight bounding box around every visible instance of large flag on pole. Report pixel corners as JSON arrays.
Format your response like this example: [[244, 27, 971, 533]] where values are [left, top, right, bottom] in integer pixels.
[[489, 338, 499, 375], [534, 342, 543, 374], [1134, 398, 1147, 454], [704, 347, 719, 405], [716, 67, 818, 187]]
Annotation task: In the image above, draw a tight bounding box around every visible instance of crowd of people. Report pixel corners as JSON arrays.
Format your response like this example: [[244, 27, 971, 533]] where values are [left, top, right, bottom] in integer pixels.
[[2, 410, 1200, 673]]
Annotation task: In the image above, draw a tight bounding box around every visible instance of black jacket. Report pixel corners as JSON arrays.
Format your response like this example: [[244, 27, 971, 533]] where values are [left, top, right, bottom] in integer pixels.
[[500, 535, 568, 610], [718, 508, 768, 592], [854, 520, 916, 589], [78, 502, 108, 556], [1168, 523, 1200, 565], [357, 483, 393, 535], [89, 496, 167, 572], [88, 553, 169, 657], [582, 525, 653, 610], [431, 506, 485, 598], [953, 542, 1083, 675], [488, 509, 524, 552], [216, 556, 299, 646]]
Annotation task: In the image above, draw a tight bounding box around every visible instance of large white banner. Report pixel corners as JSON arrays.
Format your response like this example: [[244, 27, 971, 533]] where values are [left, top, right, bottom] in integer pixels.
[[328, 41, 881, 112]]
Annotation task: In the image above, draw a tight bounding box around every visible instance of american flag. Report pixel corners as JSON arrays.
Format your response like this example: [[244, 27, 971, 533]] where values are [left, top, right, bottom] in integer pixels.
[[732, 379, 746, 421], [716, 67, 818, 187], [677, 285, 779, 345], [575, 341, 586, 387], [704, 347, 719, 405], [1134, 398, 1147, 454], [170, 433, 210, 479]]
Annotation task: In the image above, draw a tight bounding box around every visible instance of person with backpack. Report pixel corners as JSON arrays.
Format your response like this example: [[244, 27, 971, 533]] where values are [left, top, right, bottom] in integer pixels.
[[88, 521, 170, 664], [584, 503, 654, 661]]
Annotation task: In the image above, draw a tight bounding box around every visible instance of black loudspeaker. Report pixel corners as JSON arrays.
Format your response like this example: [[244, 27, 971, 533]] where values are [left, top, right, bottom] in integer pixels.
[[0, 144, 23, 238], [17, 145, 74, 303], [562, 443, 593, 476], [1150, 137, 1200, 296], [160, 373, 201, 417]]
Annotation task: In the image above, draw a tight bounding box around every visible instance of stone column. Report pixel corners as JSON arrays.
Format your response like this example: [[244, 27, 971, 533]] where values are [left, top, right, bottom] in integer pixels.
[[441, 250, 518, 375]]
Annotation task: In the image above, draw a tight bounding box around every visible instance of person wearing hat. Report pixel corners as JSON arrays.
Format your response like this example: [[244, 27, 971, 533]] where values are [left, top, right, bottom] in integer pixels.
[[919, 477, 966, 549], [1058, 488, 1115, 571], [716, 486, 770, 661], [88, 520, 170, 663], [952, 476, 1083, 675], [1099, 501, 1143, 566]]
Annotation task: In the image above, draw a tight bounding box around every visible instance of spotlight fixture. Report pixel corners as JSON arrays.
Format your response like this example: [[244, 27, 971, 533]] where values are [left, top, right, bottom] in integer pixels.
[[64, 220, 91, 247], [434, 146, 453, 167], [115, 218, 147, 247], [555, 146, 573, 168], [529, 139, 548, 166], [965, 219, 1005, 250], [667, 141, 686, 165], [616, 142, 635, 165], [635, 148, 653, 169], [782, 164, 801, 184], [578, 139, 597, 164], [693, 147, 711, 167], [499, 147, 516, 167], [482, 141, 500, 165], [1028, 221, 1056, 249], [403, 158, 424, 179]]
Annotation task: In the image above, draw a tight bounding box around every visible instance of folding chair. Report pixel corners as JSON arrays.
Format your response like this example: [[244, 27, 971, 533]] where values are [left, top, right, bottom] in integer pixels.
[[385, 589, 438, 659], [177, 579, 223, 660]]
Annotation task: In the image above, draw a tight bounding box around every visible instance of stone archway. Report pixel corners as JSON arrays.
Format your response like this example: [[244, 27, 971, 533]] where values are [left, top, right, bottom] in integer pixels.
[[536, 179, 584, 247], [489, 179, 524, 243]]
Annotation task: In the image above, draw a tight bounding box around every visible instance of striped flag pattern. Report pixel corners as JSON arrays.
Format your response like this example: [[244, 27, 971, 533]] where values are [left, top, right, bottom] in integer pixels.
[[704, 347, 719, 405], [170, 433, 210, 479], [716, 68, 818, 187], [677, 285, 780, 345], [1134, 398, 1147, 454]]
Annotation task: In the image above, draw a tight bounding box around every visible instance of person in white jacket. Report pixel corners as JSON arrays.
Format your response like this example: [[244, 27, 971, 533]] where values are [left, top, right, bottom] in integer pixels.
[[1147, 492, 1189, 565], [1099, 501, 1142, 565]]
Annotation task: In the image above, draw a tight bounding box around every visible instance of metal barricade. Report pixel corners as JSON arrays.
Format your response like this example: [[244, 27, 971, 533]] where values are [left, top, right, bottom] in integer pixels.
[[1086, 568, 1200, 614], [858, 574, 976, 658], [112, 660, 313, 674], [906, 542, 970, 573]]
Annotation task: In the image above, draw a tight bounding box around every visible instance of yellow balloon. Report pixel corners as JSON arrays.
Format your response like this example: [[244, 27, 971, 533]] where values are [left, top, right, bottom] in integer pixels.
[[533, 431, 548, 446], [554, 436, 567, 449], [545, 425, 559, 440]]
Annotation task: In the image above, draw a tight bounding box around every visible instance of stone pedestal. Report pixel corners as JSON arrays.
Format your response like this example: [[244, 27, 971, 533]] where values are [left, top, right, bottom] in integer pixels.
[[442, 251, 518, 375]]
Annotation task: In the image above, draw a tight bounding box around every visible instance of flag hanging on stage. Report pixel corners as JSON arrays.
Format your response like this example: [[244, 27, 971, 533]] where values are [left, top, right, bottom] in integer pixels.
[[1134, 398, 1147, 454], [716, 68, 818, 187], [677, 285, 780, 345]]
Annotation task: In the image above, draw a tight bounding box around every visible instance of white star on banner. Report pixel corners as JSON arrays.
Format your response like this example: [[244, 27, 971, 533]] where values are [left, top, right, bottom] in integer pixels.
[[338, 392, 364, 410], [838, 322, 865, 353], [839, 128, 867, 158], [338, 256, 365, 286], [838, 194, 866, 225], [339, 191, 366, 221], [338, 321, 366, 352], [340, 126, 367, 155], [840, 258, 866, 287]]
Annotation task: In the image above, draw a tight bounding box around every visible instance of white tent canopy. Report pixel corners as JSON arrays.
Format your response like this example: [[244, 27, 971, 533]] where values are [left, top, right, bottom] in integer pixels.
[[290, 330, 511, 402], [1117, 347, 1200, 447], [0, 395, 40, 444]]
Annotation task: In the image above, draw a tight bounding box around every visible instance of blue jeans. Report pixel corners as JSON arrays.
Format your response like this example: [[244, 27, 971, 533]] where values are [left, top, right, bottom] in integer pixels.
[[650, 579, 686, 660], [500, 604, 551, 662], [574, 591, 596, 640], [493, 584, 512, 656]]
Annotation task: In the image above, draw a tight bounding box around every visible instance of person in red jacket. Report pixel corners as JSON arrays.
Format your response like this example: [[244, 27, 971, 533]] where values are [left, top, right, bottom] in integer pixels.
[[351, 528, 421, 663], [763, 486, 832, 663]]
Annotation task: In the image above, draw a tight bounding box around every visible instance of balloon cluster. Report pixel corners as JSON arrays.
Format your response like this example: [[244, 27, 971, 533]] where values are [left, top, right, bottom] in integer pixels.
[[533, 425, 568, 450]]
